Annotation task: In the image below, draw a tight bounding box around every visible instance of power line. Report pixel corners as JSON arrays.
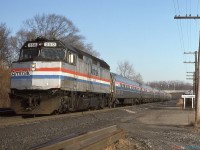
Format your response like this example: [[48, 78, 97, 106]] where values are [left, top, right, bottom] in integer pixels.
[[186, 0, 187, 14], [176, 0, 181, 15], [173, 0, 178, 15]]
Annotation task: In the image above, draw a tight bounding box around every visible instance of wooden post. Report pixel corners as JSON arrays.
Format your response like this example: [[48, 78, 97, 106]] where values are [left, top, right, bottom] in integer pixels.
[[192, 97, 194, 109]]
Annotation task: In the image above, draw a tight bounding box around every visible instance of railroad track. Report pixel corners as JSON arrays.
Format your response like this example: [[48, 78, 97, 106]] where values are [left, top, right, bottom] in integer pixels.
[[0, 106, 127, 127], [0, 102, 167, 128], [29, 125, 125, 150]]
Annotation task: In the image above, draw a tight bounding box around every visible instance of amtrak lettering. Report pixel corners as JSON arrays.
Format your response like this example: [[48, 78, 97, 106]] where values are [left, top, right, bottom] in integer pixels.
[[11, 71, 30, 76]]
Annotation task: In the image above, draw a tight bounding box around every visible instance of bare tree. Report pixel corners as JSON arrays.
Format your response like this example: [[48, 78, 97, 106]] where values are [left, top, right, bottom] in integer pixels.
[[0, 23, 11, 106], [9, 29, 34, 62], [11, 13, 100, 59], [134, 73, 143, 84], [84, 43, 100, 58], [117, 61, 135, 78], [0, 23, 12, 67], [116, 60, 143, 84], [23, 14, 80, 41]]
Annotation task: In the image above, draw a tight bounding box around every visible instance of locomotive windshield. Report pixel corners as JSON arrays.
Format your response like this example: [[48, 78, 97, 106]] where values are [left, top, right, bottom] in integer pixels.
[[19, 47, 65, 61], [20, 48, 39, 60]]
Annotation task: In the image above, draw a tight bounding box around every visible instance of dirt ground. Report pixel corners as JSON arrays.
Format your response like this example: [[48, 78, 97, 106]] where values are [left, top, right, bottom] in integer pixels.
[[113, 100, 200, 150]]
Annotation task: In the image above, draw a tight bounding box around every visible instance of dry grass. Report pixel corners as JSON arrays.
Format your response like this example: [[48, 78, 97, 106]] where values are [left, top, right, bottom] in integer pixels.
[[0, 66, 10, 107], [104, 138, 146, 150], [104, 139, 133, 150]]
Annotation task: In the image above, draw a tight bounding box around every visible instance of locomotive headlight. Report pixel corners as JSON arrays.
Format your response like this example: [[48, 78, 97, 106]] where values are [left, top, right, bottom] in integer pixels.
[[38, 42, 43, 46], [31, 63, 36, 71]]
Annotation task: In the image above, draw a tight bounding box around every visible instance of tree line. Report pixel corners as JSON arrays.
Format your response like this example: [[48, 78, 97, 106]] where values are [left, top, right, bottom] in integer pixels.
[[147, 80, 193, 90]]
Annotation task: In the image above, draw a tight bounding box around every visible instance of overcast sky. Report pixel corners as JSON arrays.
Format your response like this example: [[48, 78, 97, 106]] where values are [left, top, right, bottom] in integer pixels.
[[1, 0, 200, 83]]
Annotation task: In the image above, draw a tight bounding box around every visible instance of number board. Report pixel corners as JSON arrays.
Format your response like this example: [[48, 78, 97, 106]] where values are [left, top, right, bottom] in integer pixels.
[[28, 43, 38, 47], [44, 42, 57, 47]]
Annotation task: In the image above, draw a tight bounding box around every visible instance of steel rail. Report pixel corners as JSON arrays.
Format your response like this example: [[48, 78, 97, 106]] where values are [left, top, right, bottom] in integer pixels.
[[0, 106, 129, 127], [29, 125, 125, 150]]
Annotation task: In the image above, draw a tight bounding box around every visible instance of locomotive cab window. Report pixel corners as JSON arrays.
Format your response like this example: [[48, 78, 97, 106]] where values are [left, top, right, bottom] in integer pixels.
[[20, 48, 39, 60], [40, 48, 65, 60], [67, 51, 77, 65]]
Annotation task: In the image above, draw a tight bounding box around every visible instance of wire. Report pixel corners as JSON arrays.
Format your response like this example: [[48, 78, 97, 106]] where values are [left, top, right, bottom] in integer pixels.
[[176, 0, 181, 15], [172, 0, 200, 83], [186, 0, 188, 15], [194, 20, 200, 50], [173, 0, 186, 59], [178, 20, 186, 51], [173, 0, 185, 51], [173, 0, 178, 15], [173, 0, 194, 82]]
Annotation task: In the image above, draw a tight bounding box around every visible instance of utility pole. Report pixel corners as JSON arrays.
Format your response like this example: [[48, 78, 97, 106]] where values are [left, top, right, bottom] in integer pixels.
[[195, 51, 198, 101], [186, 71, 198, 96], [186, 74, 195, 92], [197, 35, 200, 124], [174, 15, 200, 124], [184, 52, 198, 97]]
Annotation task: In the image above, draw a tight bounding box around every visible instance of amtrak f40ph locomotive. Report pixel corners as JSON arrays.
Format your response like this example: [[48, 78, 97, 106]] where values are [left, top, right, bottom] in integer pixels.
[[9, 37, 171, 115]]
